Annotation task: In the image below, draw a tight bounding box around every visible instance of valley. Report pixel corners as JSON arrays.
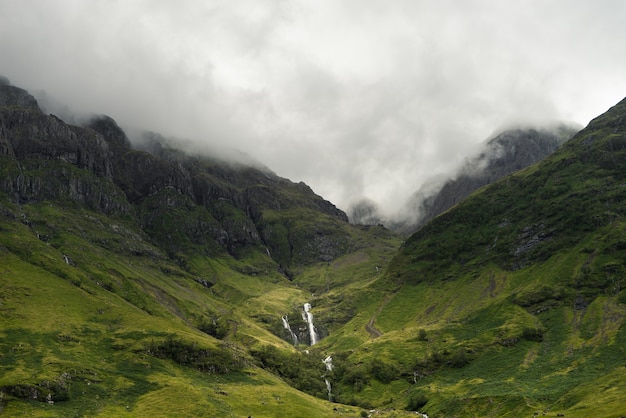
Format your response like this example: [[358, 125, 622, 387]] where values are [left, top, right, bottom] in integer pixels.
[[1, 80, 626, 417]]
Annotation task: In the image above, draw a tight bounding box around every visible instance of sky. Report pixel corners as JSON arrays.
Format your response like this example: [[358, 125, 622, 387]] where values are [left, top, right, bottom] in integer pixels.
[[1, 0, 626, 218]]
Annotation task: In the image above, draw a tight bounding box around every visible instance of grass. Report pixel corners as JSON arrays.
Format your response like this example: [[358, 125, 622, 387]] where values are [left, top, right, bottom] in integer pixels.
[[311, 220, 626, 416], [0, 234, 347, 417], [2, 96, 626, 416], [0, 197, 412, 416]]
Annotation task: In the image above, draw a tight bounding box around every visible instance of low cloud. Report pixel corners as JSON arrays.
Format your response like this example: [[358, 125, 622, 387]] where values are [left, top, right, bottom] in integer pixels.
[[1, 0, 625, 215]]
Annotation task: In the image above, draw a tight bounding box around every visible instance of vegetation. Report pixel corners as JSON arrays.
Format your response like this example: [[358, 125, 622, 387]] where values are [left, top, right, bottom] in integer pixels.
[[1, 84, 626, 416]]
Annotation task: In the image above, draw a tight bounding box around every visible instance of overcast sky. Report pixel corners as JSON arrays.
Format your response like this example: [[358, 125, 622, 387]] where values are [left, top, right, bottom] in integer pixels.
[[1, 1, 625, 216]]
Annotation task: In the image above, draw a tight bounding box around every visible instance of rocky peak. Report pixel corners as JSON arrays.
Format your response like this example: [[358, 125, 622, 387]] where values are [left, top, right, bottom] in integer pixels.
[[0, 81, 356, 267], [0, 107, 113, 178], [406, 125, 579, 233], [86, 115, 132, 150], [478, 126, 572, 175], [0, 78, 40, 110]]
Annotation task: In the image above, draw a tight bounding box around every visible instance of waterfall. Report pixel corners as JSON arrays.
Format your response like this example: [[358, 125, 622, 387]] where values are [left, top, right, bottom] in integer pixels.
[[63, 254, 70, 265], [281, 315, 299, 345], [324, 378, 332, 401], [323, 355, 333, 371], [302, 303, 319, 345], [322, 355, 333, 401]]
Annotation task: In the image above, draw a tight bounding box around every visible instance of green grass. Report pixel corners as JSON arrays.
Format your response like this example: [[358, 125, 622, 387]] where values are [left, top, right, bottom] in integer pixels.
[[0, 197, 411, 416], [3, 95, 626, 416]]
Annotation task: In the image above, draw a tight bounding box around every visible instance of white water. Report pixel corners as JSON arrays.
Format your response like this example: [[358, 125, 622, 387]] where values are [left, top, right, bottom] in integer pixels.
[[323, 355, 333, 371], [63, 254, 70, 264], [322, 355, 333, 401], [281, 315, 299, 345], [324, 378, 332, 401], [302, 303, 319, 345]]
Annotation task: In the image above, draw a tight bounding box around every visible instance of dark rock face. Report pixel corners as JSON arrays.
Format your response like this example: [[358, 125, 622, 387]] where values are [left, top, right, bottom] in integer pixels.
[[348, 198, 383, 226], [0, 84, 126, 213], [1, 109, 113, 177], [0, 82, 352, 267], [0, 82, 40, 110], [405, 125, 579, 233]]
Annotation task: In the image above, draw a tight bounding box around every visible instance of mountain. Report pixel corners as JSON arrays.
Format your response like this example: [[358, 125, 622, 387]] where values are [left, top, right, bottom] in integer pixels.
[[0, 81, 362, 271], [407, 124, 579, 232], [349, 125, 578, 233], [0, 80, 403, 416], [2, 78, 626, 417], [367, 97, 626, 416]]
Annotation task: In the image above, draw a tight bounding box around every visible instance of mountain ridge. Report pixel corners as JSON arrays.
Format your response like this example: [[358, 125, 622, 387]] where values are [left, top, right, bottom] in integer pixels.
[[408, 123, 578, 231], [1, 78, 626, 417], [0, 80, 358, 269], [368, 96, 626, 415], [349, 123, 579, 233]]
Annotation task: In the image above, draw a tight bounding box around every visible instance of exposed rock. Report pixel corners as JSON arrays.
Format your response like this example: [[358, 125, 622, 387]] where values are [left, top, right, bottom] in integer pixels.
[[407, 126, 578, 233], [0, 376, 69, 403], [0, 106, 114, 179], [0, 82, 356, 268], [348, 198, 384, 226], [0, 82, 40, 110], [86, 115, 132, 149]]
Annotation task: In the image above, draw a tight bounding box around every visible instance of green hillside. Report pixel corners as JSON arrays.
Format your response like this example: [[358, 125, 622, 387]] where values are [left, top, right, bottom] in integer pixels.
[[1, 80, 626, 417], [0, 82, 406, 417], [326, 98, 626, 416], [0, 199, 402, 417]]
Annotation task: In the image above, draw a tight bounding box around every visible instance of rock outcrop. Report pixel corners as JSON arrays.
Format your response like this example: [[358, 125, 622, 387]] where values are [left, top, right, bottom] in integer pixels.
[[403, 125, 579, 234], [0, 81, 352, 268]]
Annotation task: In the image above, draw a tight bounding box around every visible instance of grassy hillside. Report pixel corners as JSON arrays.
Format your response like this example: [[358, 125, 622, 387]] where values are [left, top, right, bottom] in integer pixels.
[[3, 80, 626, 417], [0, 81, 411, 416], [0, 195, 406, 416], [306, 98, 626, 416]]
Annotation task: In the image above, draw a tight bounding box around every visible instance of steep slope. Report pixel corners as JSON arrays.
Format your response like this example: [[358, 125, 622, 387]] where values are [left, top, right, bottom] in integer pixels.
[[408, 124, 578, 232], [0, 81, 358, 270], [314, 98, 626, 416], [4, 77, 626, 417], [0, 81, 404, 416], [349, 125, 577, 233]]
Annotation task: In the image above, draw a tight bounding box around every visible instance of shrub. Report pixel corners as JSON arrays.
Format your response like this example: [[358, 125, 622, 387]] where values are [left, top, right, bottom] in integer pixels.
[[341, 367, 369, 392], [370, 358, 399, 383], [146, 336, 242, 374], [407, 392, 428, 411], [522, 327, 544, 342], [250, 345, 326, 397], [418, 329, 428, 341], [197, 317, 229, 339], [450, 348, 469, 368]]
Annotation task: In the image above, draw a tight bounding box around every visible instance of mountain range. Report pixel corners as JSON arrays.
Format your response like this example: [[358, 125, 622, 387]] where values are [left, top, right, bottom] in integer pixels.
[[1, 78, 625, 417], [349, 123, 579, 234]]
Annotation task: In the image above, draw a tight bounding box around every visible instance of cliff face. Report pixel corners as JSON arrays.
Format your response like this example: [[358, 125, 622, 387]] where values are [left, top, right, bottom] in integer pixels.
[[0, 82, 352, 268], [0, 85, 125, 214], [405, 125, 579, 233], [0, 81, 39, 110]]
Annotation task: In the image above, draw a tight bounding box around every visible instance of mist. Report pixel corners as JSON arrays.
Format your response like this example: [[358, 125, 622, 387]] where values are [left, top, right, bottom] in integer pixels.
[[1, 0, 625, 216]]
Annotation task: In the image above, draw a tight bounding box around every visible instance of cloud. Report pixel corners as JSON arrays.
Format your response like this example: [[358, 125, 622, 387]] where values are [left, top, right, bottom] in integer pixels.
[[1, 0, 626, 216]]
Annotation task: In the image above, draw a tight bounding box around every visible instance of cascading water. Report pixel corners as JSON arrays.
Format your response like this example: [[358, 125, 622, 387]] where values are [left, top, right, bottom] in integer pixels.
[[323, 355, 333, 371], [322, 355, 333, 401], [324, 378, 332, 401], [302, 303, 319, 345], [281, 315, 299, 345]]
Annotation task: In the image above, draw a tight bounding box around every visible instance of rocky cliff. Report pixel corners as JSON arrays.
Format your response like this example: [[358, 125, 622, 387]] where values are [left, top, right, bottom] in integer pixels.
[[404, 125, 578, 233], [0, 81, 353, 270]]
